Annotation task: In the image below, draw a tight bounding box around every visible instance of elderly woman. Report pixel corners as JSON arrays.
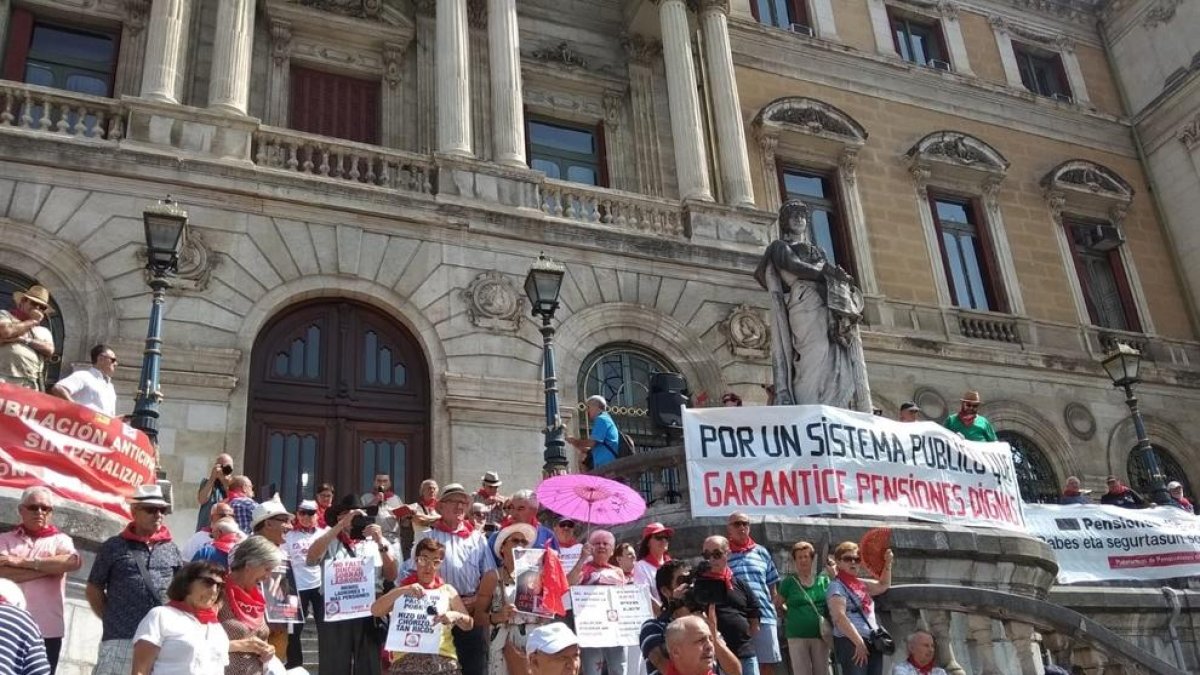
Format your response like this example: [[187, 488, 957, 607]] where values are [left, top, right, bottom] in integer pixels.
[[372, 537, 474, 675], [132, 562, 230, 675], [826, 542, 893, 675], [475, 523, 541, 675], [632, 523, 673, 611], [221, 536, 281, 675], [777, 541, 833, 675], [569, 529, 627, 675], [615, 543, 636, 578], [315, 483, 335, 527]]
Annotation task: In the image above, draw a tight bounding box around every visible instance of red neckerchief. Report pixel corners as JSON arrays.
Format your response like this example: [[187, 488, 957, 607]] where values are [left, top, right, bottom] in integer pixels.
[[225, 582, 265, 627], [836, 570, 873, 613], [642, 553, 670, 569], [701, 565, 734, 590], [336, 531, 358, 549], [120, 524, 173, 544], [421, 499, 438, 510], [224, 489, 247, 503], [398, 572, 444, 590], [169, 600, 219, 625], [500, 516, 514, 528], [316, 505, 328, 528], [907, 657, 934, 674], [432, 518, 471, 539], [729, 537, 756, 554], [664, 661, 714, 675], [1181, 497, 1195, 510], [212, 532, 240, 554], [9, 307, 30, 321], [957, 408, 977, 426], [16, 524, 60, 539]]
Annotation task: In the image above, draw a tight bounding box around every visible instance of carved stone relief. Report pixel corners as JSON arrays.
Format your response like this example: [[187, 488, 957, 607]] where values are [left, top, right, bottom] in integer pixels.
[[271, 20, 293, 67], [461, 271, 524, 332], [122, 0, 150, 34], [1063, 402, 1096, 441], [295, 0, 382, 20], [1180, 114, 1200, 150], [913, 387, 948, 421], [529, 42, 590, 70], [724, 304, 769, 358], [621, 34, 662, 65], [139, 230, 219, 293], [1143, 0, 1182, 27]]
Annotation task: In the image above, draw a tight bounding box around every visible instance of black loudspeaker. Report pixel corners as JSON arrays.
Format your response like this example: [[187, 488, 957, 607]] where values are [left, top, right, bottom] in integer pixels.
[[648, 372, 689, 429]]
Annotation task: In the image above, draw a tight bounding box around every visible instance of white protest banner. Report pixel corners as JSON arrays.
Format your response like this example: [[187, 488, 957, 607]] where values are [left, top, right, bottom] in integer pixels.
[[384, 588, 449, 654], [323, 558, 376, 622], [1024, 503, 1200, 583], [570, 585, 652, 648], [683, 405, 1024, 531]]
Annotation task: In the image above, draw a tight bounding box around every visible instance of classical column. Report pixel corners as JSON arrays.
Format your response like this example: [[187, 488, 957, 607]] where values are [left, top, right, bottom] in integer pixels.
[[208, 0, 255, 115], [264, 19, 292, 126], [468, 0, 491, 161], [0, 1, 11, 59], [114, 0, 151, 97], [437, 0, 473, 156], [488, 0, 525, 166], [415, 1, 437, 153], [140, 0, 189, 102], [699, 0, 753, 207], [657, 0, 712, 202], [623, 34, 665, 197], [382, 43, 407, 148]]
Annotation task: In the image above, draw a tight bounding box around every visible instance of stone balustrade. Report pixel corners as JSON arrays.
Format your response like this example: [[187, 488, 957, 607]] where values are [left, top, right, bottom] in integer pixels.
[[253, 126, 434, 195], [0, 81, 124, 140], [958, 310, 1022, 344], [540, 179, 687, 238]]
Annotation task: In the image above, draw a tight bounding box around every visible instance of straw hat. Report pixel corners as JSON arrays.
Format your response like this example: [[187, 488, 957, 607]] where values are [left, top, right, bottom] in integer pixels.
[[13, 285, 52, 313]]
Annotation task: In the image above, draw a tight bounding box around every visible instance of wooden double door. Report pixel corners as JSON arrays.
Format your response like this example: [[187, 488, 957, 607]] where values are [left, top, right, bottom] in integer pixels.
[[246, 301, 429, 508]]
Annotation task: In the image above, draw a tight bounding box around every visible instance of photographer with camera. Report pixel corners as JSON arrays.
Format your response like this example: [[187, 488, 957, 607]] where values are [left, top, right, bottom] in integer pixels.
[[694, 537, 760, 675], [306, 494, 399, 675], [641, 560, 743, 675], [195, 454, 235, 531], [826, 542, 893, 675]]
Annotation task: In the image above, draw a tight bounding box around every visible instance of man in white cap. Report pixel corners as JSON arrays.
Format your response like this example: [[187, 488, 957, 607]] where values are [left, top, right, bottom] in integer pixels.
[[473, 471, 506, 528], [86, 485, 182, 675], [284, 499, 327, 669], [527, 623, 581, 675], [1167, 481, 1194, 513], [568, 395, 621, 469], [250, 498, 296, 662], [0, 284, 56, 390]]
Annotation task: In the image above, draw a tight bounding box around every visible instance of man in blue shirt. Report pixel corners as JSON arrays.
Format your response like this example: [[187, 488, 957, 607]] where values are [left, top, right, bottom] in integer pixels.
[[569, 395, 621, 469]]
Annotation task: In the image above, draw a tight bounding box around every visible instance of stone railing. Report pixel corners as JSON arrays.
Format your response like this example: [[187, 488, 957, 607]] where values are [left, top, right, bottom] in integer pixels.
[[957, 309, 1022, 344], [879, 585, 1190, 675], [591, 444, 689, 513], [253, 126, 434, 195], [540, 179, 686, 237], [0, 81, 124, 140]]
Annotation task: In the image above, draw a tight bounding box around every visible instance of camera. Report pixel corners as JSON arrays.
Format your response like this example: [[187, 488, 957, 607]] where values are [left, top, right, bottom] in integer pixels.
[[688, 560, 726, 607], [221, 464, 233, 476], [349, 513, 372, 540]]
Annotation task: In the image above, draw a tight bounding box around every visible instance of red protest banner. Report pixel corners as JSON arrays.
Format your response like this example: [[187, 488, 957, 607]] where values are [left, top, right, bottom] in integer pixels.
[[0, 383, 157, 519]]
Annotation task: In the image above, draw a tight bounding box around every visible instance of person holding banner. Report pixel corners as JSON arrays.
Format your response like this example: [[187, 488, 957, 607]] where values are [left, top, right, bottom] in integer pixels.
[[372, 537, 474, 675], [776, 542, 832, 675], [131, 562, 231, 675], [220, 536, 283, 675], [826, 542, 893, 675], [476, 523, 542, 675], [571, 529, 628, 675]]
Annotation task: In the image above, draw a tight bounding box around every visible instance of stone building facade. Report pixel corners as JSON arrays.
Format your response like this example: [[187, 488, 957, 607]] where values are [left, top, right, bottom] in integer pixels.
[[0, 0, 1198, 672]]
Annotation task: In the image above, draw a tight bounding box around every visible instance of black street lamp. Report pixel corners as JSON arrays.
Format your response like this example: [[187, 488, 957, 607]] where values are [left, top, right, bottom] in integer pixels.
[[524, 253, 567, 476], [129, 198, 188, 449], [1101, 343, 1172, 505]]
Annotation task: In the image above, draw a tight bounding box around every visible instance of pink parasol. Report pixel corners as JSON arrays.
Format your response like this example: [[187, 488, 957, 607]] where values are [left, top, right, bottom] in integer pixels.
[[535, 474, 647, 526]]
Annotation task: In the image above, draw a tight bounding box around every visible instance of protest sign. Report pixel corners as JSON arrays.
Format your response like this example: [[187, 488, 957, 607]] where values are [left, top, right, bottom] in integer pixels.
[[570, 585, 652, 648], [1025, 503, 1200, 583], [0, 384, 157, 518], [324, 558, 376, 622], [683, 405, 1024, 531], [384, 589, 449, 654], [513, 548, 555, 619], [262, 566, 303, 624]]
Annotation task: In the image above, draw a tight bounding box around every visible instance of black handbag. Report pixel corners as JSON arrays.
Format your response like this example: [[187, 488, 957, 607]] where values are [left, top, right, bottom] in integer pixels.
[[839, 580, 895, 655]]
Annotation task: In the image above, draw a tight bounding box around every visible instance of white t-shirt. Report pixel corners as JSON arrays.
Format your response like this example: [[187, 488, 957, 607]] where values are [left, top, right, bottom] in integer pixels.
[[54, 366, 117, 415], [180, 530, 213, 562], [283, 527, 328, 591], [133, 605, 230, 675]]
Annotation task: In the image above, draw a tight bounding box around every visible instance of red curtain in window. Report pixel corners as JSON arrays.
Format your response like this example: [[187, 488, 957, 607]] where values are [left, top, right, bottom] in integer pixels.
[[2, 8, 34, 82], [289, 65, 380, 145]]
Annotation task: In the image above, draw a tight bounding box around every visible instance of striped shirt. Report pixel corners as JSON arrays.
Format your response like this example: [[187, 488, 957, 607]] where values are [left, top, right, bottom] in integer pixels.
[[727, 544, 780, 624], [0, 603, 52, 675], [406, 524, 496, 599]]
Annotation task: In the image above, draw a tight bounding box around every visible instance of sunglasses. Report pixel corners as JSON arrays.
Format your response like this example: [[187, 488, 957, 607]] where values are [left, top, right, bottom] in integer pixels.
[[198, 577, 225, 590], [557, 523, 576, 529], [701, 550, 725, 560], [21, 504, 53, 513], [100, 354, 118, 364], [297, 510, 317, 516], [840, 556, 861, 563], [508, 538, 530, 547], [138, 507, 169, 515]]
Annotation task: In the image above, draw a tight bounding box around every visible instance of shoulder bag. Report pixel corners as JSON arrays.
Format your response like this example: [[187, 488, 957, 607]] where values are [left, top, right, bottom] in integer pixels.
[[836, 579, 894, 655], [795, 576, 832, 648]]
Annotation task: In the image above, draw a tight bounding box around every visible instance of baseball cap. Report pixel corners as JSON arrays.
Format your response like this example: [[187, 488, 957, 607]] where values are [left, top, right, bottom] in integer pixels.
[[641, 522, 673, 539], [297, 499, 318, 513], [251, 499, 292, 529], [1168, 481, 1183, 490], [526, 622, 579, 656]]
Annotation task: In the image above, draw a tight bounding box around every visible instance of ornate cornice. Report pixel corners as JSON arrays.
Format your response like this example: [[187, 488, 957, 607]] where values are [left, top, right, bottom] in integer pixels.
[[1143, 0, 1182, 27], [754, 96, 868, 144], [122, 0, 150, 34], [295, 0, 382, 19], [988, 15, 1072, 51], [529, 42, 589, 70], [621, 33, 662, 65], [271, 20, 293, 67], [907, 131, 1009, 174]]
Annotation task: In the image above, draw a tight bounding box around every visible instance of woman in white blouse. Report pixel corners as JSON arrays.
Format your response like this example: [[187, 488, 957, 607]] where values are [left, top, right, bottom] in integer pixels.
[[132, 562, 231, 675]]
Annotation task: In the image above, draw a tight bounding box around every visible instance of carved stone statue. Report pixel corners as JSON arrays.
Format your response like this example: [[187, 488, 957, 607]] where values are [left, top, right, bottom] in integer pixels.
[[754, 200, 871, 410]]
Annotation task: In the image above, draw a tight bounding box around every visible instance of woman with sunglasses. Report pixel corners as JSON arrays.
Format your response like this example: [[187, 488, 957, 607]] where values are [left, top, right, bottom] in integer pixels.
[[132, 562, 231, 675], [632, 523, 673, 612], [474, 523, 542, 675], [373, 537, 474, 675], [826, 542, 893, 675]]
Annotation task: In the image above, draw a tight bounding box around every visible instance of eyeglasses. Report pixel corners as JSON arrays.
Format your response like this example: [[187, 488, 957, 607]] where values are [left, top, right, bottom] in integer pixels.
[[416, 556, 443, 566], [701, 550, 725, 560], [21, 504, 53, 513], [508, 538, 529, 547], [840, 556, 861, 563], [198, 577, 225, 590], [100, 354, 118, 364], [651, 534, 671, 541], [138, 507, 169, 515]]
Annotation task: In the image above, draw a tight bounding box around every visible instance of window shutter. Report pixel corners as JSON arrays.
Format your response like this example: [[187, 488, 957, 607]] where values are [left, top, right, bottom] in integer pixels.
[[749, 0, 761, 22], [1108, 248, 1142, 333], [595, 119, 609, 188], [969, 198, 1006, 313], [1063, 223, 1100, 325], [3, 8, 34, 83], [789, 0, 810, 27], [289, 66, 380, 145], [929, 193, 960, 303]]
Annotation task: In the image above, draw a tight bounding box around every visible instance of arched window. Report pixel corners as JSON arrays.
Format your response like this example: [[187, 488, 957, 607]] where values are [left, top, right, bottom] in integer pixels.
[[0, 267, 65, 385], [1128, 444, 1191, 499], [578, 344, 675, 450], [997, 431, 1059, 503]]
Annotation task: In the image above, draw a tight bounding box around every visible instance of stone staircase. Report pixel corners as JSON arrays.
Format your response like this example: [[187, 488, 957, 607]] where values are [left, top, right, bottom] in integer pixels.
[[293, 618, 321, 672]]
